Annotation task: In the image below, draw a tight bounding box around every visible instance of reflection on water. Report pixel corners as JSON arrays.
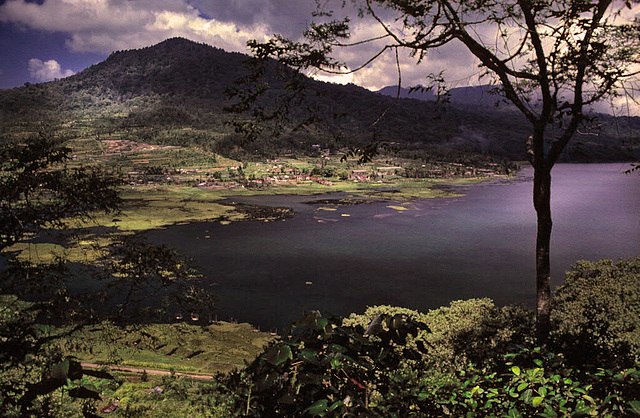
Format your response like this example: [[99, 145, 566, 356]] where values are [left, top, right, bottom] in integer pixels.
[[145, 164, 640, 330]]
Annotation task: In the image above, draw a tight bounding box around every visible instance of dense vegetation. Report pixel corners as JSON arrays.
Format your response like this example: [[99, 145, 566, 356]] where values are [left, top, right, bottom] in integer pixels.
[[221, 259, 640, 417]]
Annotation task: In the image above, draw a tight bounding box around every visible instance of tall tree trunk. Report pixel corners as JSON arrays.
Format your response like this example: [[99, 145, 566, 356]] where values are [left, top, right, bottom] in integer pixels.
[[533, 165, 552, 342]]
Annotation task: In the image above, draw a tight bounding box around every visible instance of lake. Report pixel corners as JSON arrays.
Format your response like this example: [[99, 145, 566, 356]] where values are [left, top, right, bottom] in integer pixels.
[[145, 164, 640, 330]]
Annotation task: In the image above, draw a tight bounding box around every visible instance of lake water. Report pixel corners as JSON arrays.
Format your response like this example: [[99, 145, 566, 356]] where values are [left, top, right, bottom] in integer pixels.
[[145, 164, 640, 330]]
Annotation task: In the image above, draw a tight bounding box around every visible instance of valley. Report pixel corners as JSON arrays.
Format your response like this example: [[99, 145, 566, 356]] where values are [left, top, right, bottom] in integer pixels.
[[1, 37, 639, 417]]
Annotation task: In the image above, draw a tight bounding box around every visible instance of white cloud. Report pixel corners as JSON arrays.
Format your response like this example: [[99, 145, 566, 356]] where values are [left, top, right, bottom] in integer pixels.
[[0, 0, 269, 55], [28, 58, 75, 82], [1, 0, 637, 115], [302, 20, 483, 92]]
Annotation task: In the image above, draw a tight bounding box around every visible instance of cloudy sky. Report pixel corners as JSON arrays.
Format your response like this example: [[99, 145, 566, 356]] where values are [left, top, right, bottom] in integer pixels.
[[0, 0, 638, 115], [0, 0, 480, 91]]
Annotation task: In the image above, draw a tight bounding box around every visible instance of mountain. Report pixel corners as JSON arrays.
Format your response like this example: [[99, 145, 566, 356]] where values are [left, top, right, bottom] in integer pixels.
[[1, 37, 638, 162], [376, 85, 513, 110], [1, 38, 246, 114]]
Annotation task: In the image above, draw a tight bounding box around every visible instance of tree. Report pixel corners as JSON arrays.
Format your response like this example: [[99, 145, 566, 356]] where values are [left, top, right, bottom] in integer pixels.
[[246, 0, 640, 341], [0, 133, 215, 415], [0, 131, 121, 415], [0, 131, 120, 250]]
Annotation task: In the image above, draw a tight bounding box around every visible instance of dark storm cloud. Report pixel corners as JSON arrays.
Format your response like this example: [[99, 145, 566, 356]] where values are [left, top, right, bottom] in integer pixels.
[[0, 0, 636, 114], [189, 0, 325, 38]]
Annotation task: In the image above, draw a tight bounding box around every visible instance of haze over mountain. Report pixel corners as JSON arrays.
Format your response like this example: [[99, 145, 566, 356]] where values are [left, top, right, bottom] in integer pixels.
[[376, 85, 513, 110], [376, 85, 628, 116], [1, 37, 638, 162]]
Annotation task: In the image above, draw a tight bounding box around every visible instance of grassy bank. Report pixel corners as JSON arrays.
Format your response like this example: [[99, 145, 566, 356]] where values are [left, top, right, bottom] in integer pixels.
[[67, 321, 276, 375]]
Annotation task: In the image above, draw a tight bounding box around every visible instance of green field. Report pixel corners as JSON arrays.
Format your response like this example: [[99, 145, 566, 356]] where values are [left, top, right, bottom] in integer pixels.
[[69, 321, 276, 375]]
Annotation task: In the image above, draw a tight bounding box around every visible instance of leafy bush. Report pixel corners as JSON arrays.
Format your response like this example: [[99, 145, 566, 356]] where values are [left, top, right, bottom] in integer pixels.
[[226, 307, 639, 417], [431, 347, 640, 417], [344, 299, 534, 370], [226, 301, 534, 416], [227, 311, 437, 416], [552, 258, 640, 368]]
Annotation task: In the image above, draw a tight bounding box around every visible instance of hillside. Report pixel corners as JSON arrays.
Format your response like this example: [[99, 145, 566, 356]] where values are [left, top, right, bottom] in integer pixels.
[[1, 37, 638, 162], [377, 84, 640, 161]]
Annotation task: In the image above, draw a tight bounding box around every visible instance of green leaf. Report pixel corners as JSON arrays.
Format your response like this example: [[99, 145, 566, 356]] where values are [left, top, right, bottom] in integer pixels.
[[539, 407, 559, 418], [629, 400, 640, 415], [305, 399, 328, 416], [511, 366, 521, 376], [507, 408, 522, 418], [34, 324, 51, 335], [264, 344, 292, 366], [532, 396, 544, 407], [517, 382, 528, 391], [298, 350, 319, 364], [51, 359, 70, 380], [539, 387, 547, 397], [328, 400, 342, 412], [316, 317, 329, 330]]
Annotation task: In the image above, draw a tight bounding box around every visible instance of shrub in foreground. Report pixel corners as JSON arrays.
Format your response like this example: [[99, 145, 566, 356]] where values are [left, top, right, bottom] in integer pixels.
[[552, 257, 640, 368], [343, 299, 534, 370], [224, 297, 639, 417], [224, 310, 640, 417]]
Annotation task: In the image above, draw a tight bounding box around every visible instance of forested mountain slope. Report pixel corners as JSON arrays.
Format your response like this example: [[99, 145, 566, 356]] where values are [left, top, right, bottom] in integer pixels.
[[1, 37, 637, 162]]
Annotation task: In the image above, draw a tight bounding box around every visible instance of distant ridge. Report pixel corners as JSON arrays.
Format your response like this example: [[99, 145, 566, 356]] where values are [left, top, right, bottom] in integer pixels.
[[376, 85, 513, 109]]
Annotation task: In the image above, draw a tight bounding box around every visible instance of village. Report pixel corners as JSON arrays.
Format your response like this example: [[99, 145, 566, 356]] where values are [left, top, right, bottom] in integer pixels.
[[88, 139, 516, 192]]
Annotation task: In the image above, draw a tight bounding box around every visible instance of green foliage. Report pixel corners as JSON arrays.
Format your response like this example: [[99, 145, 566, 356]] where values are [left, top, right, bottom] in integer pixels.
[[552, 258, 640, 368], [224, 305, 640, 417], [225, 302, 531, 416], [344, 300, 535, 370], [429, 347, 640, 417], [228, 311, 433, 416], [0, 293, 113, 416], [0, 131, 121, 250], [110, 375, 238, 417]]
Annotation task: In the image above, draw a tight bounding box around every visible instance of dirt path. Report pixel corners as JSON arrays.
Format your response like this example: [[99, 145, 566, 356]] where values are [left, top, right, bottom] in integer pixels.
[[81, 363, 215, 380]]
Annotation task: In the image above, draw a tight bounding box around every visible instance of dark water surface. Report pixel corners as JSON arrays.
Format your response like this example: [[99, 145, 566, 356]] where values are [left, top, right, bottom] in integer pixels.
[[145, 164, 640, 330]]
